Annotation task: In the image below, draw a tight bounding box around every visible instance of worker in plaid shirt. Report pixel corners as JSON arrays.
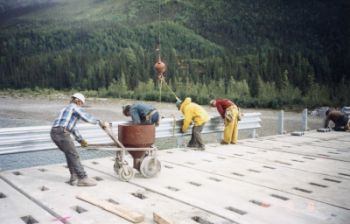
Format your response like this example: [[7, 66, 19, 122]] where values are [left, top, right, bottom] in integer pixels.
[[50, 93, 106, 187]]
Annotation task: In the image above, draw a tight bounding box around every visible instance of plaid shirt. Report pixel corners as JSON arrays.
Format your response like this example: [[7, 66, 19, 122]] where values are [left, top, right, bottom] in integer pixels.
[[52, 103, 98, 142]]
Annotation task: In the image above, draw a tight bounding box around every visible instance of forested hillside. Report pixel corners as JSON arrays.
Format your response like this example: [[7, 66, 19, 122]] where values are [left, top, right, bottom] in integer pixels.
[[0, 0, 349, 107]]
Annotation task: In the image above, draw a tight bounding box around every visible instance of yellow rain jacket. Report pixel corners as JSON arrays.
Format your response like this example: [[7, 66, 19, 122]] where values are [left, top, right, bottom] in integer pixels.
[[179, 97, 209, 132]]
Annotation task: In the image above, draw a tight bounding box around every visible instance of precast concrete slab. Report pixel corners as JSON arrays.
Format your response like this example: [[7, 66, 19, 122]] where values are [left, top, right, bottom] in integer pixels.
[[93, 157, 348, 224], [266, 132, 349, 147], [1, 165, 132, 224], [82, 154, 350, 224], [0, 131, 349, 224], [203, 144, 349, 180], [298, 131, 349, 140], [308, 140, 350, 151], [157, 147, 350, 209], [0, 178, 56, 224], [242, 137, 350, 162], [1, 163, 232, 224]]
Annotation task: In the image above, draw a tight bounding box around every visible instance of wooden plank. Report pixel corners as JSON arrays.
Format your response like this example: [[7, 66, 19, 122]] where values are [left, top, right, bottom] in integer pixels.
[[153, 212, 175, 224], [76, 193, 144, 223]]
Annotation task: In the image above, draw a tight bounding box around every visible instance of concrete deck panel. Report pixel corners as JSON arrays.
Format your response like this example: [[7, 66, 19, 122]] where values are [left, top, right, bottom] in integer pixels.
[[242, 134, 350, 163], [0, 178, 56, 224], [0, 131, 349, 224], [157, 148, 350, 209]]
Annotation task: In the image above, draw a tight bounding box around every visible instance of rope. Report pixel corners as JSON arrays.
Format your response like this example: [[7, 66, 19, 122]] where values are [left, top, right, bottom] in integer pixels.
[[157, 0, 162, 102], [159, 75, 180, 101], [156, 0, 180, 102], [153, 0, 161, 60], [157, 0, 161, 61], [159, 77, 163, 102]]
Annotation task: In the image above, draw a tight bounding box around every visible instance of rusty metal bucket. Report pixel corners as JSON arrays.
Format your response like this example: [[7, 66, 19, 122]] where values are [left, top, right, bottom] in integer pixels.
[[118, 124, 155, 170]]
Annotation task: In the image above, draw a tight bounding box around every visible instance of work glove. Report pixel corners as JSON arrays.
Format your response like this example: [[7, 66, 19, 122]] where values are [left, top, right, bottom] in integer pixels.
[[79, 139, 88, 148], [98, 120, 108, 129]]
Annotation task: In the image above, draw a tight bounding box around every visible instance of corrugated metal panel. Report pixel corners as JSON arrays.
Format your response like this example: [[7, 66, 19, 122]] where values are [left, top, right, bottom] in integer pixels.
[[0, 113, 261, 155]]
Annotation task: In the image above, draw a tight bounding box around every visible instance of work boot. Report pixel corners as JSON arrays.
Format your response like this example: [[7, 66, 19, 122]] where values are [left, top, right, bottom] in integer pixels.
[[187, 143, 198, 148], [197, 146, 206, 151], [220, 140, 229, 145], [66, 173, 78, 186], [77, 177, 97, 187]]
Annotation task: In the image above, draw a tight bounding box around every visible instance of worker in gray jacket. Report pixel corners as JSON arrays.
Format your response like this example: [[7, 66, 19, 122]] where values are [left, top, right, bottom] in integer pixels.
[[122, 103, 160, 126]]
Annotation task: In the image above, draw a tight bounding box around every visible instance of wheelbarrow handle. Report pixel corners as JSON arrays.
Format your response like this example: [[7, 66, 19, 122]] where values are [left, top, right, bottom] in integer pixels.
[[87, 143, 116, 147], [100, 125, 126, 149]]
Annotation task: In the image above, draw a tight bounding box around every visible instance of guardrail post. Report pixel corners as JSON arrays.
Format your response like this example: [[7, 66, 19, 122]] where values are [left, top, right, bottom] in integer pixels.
[[176, 136, 184, 148], [251, 129, 257, 138], [278, 110, 285, 134], [216, 132, 222, 142], [302, 108, 308, 131]]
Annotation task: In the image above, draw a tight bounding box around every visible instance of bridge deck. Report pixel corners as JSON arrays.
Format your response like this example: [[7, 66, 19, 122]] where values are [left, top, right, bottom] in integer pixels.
[[1, 130, 349, 224]]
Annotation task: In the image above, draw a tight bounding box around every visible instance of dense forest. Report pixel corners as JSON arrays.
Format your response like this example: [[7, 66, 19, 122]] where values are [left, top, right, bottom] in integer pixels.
[[0, 0, 349, 108]]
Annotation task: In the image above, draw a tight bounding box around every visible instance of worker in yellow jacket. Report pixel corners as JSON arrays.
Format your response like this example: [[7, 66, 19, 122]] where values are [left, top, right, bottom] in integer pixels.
[[176, 97, 209, 150]]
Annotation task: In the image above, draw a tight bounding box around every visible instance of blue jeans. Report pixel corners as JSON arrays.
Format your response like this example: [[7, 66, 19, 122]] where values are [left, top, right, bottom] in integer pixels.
[[151, 112, 160, 125], [144, 111, 160, 125], [334, 115, 349, 131]]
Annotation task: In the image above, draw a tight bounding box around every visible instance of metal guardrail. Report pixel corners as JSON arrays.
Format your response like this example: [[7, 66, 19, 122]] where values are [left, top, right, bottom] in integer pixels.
[[341, 106, 350, 118], [0, 113, 261, 155]]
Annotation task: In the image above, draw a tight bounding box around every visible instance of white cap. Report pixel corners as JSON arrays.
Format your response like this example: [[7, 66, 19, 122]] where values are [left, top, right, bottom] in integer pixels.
[[72, 93, 85, 104]]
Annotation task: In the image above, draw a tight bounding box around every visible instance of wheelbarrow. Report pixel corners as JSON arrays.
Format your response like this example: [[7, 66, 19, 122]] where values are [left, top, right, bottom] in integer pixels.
[[89, 123, 161, 182]]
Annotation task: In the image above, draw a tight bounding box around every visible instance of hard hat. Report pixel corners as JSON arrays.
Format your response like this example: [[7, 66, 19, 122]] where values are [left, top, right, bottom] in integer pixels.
[[122, 105, 131, 116], [209, 99, 216, 106], [72, 93, 85, 104]]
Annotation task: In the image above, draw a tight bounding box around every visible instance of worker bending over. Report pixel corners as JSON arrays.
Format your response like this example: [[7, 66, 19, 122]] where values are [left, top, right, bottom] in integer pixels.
[[177, 97, 209, 150], [324, 109, 350, 131], [123, 103, 160, 126], [50, 93, 106, 187], [210, 99, 240, 144]]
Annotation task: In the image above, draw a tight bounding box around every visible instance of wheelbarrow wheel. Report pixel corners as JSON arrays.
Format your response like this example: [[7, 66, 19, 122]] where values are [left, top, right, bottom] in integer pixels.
[[140, 156, 161, 178], [118, 165, 134, 182]]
